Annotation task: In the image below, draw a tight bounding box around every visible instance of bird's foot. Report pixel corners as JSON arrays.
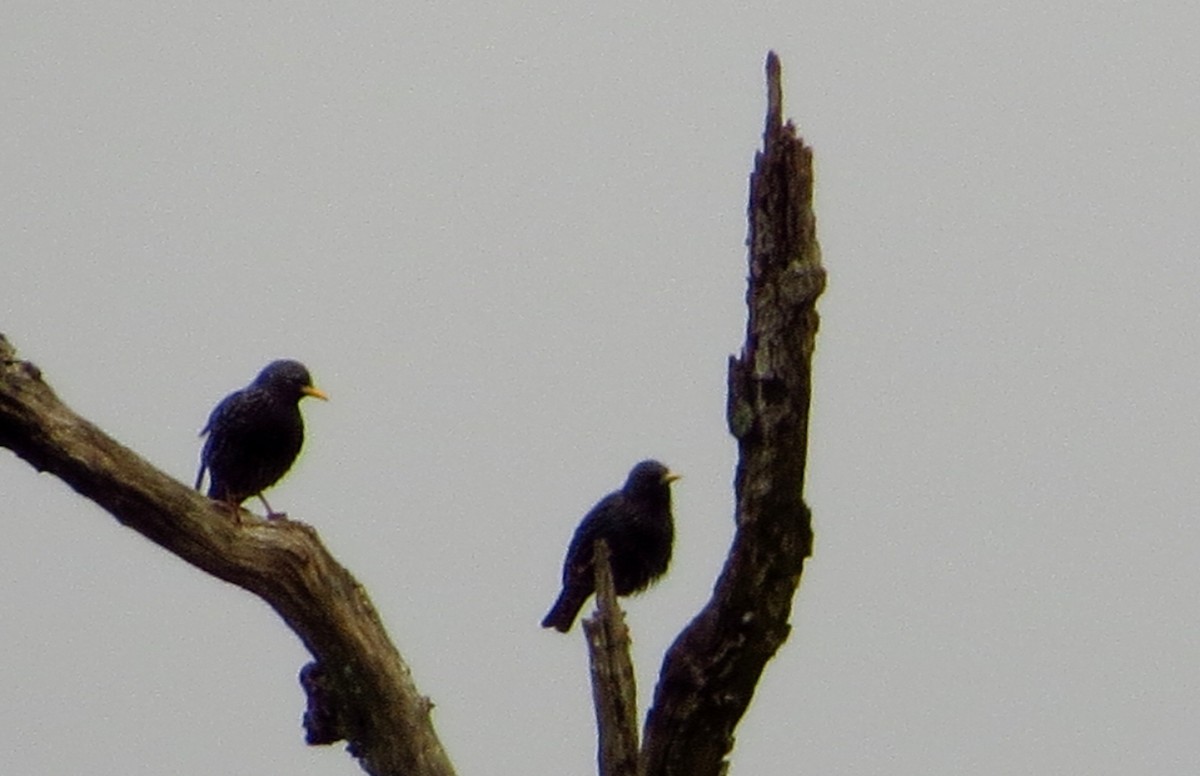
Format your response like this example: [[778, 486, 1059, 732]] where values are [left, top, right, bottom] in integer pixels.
[[255, 494, 288, 521]]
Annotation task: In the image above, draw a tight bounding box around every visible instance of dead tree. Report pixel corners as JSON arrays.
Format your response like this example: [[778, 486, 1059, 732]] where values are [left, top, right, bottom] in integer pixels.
[[0, 52, 823, 776], [585, 51, 824, 776]]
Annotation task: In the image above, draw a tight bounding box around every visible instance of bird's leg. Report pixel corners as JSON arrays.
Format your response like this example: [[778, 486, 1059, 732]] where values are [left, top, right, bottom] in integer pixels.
[[258, 493, 287, 520], [223, 497, 243, 525]]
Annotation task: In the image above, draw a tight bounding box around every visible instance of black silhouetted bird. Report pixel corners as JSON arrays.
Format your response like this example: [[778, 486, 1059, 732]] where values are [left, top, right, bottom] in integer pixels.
[[195, 360, 328, 519], [542, 460, 680, 632]]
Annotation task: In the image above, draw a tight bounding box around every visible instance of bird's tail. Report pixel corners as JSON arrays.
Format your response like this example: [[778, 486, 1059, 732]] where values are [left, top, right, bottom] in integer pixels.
[[541, 586, 589, 633], [194, 464, 206, 492]]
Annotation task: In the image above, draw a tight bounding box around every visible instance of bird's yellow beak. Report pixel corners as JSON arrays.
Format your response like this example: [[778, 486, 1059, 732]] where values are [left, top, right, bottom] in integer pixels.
[[663, 471, 682, 484], [302, 386, 330, 401]]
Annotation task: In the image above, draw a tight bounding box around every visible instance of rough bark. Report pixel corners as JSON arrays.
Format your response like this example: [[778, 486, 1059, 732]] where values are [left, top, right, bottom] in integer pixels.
[[0, 335, 455, 776], [582, 540, 641, 776], [640, 51, 825, 776]]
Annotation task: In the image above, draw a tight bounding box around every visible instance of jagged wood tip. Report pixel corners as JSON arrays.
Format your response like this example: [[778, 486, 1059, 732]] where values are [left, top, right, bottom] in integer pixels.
[[583, 540, 641, 776], [640, 52, 824, 776]]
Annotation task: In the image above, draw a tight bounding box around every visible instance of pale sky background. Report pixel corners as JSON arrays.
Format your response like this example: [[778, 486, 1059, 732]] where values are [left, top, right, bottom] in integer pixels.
[[3, 2, 1198, 774]]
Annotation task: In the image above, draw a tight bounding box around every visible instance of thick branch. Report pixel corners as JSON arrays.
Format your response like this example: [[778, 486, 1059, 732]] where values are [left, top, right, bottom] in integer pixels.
[[582, 540, 641, 776], [641, 52, 825, 776], [0, 335, 454, 776]]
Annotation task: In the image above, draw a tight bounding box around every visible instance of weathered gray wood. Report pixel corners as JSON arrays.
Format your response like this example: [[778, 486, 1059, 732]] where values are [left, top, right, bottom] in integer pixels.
[[583, 540, 642, 776], [641, 51, 825, 776], [0, 335, 455, 776]]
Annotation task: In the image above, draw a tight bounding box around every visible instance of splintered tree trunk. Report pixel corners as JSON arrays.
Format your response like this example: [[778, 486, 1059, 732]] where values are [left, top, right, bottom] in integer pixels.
[[638, 52, 825, 776], [583, 540, 641, 776]]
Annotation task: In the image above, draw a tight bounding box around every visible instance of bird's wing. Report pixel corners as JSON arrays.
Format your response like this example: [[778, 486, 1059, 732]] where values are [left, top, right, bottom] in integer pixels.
[[198, 399, 221, 437], [563, 492, 623, 580], [194, 389, 242, 489], [199, 387, 250, 436]]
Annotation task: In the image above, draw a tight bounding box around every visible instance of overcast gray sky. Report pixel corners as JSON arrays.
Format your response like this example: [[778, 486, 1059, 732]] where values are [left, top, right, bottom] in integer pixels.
[[3, 2, 1199, 774]]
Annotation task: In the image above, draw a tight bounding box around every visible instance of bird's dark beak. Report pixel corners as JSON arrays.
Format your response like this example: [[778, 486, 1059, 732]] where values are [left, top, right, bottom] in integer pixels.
[[663, 471, 682, 484], [302, 386, 330, 401]]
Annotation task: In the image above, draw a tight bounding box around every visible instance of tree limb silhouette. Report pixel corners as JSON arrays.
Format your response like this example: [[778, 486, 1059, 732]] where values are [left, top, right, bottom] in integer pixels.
[[583, 540, 642, 776], [640, 51, 825, 776], [0, 336, 454, 776]]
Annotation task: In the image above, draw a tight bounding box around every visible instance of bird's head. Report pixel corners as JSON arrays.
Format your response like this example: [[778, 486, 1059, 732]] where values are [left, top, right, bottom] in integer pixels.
[[255, 360, 330, 402], [623, 459, 681, 497]]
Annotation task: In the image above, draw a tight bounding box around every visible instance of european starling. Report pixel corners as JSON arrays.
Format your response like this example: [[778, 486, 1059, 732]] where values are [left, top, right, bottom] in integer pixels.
[[195, 360, 328, 518], [542, 460, 680, 632]]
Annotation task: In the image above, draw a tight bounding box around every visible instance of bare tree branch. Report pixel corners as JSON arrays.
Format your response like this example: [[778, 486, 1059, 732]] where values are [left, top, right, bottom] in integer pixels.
[[641, 51, 825, 776], [0, 335, 455, 776], [583, 540, 641, 776]]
